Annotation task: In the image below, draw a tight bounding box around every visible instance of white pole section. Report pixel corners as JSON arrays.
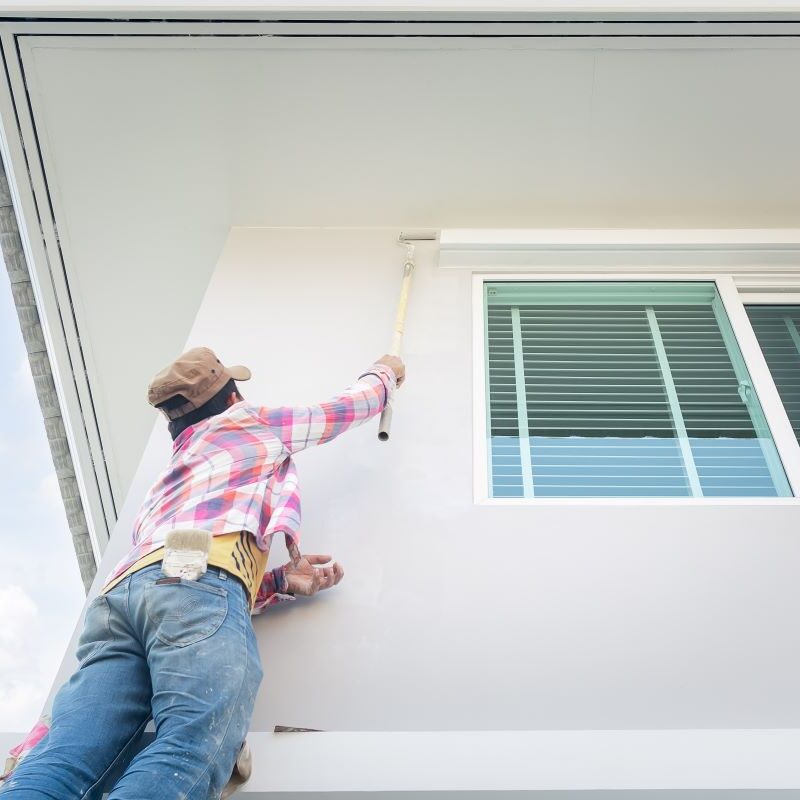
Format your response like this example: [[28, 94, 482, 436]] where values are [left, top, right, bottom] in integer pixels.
[[378, 245, 415, 442]]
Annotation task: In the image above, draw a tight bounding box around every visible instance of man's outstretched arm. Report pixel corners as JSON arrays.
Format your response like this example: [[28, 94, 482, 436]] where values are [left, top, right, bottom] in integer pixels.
[[256, 355, 404, 454]]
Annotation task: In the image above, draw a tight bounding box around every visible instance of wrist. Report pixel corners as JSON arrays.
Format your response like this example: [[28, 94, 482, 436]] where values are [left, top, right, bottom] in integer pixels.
[[274, 565, 291, 595], [357, 367, 395, 407], [360, 364, 395, 384]]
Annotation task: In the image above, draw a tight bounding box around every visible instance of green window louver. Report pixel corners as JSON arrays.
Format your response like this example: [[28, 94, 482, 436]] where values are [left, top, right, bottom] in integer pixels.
[[745, 304, 800, 445], [485, 282, 791, 498]]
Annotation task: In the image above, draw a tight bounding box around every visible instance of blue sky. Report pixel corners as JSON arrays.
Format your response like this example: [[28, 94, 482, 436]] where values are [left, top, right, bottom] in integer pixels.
[[0, 266, 85, 732]]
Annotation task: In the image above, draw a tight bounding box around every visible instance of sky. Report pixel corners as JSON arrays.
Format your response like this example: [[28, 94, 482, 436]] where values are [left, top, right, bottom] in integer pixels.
[[0, 265, 85, 733]]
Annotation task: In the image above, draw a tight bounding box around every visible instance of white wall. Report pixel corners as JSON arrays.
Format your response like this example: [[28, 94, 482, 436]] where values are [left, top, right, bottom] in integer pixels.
[[63, 226, 800, 734]]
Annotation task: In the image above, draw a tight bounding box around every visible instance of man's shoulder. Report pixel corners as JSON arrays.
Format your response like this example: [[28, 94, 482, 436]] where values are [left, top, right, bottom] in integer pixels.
[[218, 402, 281, 438], [222, 400, 261, 420]]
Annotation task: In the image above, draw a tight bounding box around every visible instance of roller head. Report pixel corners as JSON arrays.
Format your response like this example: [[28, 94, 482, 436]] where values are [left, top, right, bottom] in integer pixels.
[[398, 230, 438, 242]]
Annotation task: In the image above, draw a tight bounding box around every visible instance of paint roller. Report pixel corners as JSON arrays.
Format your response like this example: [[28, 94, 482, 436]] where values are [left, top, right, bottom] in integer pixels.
[[377, 232, 436, 442]]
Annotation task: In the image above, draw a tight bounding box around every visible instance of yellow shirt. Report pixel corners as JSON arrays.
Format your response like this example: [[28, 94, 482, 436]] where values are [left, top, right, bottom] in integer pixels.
[[102, 531, 269, 608]]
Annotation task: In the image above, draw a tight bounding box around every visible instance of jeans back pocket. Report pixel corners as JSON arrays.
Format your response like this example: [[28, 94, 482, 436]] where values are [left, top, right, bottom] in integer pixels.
[[145, 578, 228, 647]]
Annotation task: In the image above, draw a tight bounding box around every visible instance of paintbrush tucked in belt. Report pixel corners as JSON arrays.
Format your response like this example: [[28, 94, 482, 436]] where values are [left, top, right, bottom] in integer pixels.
[[161, 529, 212, 581]]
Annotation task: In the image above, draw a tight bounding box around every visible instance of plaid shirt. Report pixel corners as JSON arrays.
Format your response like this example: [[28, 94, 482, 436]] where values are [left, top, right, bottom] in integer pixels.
[[104, 365, 396, 613]]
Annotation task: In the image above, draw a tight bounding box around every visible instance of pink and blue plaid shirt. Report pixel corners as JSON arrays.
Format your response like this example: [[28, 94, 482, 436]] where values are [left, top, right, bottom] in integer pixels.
[[104, 365, 395, 613]]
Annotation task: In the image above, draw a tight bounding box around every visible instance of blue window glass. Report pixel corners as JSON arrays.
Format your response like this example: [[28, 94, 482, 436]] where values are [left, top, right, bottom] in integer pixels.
[[485, 282, 791, 498], [746, 304, 800, 446]]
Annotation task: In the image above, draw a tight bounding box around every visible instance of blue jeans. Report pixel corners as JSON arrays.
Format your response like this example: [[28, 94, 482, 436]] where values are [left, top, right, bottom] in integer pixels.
[[1, 564, 263, 800]]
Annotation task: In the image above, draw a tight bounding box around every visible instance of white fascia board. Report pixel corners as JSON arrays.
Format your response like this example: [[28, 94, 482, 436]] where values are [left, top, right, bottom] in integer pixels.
[[0, 33, 114, 558], [3, 1, 800, 16]]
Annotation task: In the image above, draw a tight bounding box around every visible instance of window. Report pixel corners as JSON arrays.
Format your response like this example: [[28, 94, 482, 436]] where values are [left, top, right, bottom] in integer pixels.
[[745, 304, 800, 445], [484, 281, 791, 498]]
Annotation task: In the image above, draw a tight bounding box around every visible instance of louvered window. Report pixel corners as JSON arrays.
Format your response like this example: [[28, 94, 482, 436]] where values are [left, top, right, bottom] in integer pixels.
[[485, 282, 791, 498], [745, 304, 800, 445]]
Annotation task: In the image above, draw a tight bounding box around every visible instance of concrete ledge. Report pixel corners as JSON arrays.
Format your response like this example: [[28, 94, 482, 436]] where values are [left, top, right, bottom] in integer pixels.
[[4, 729, 800, 795], [243, 730, 800, 793]]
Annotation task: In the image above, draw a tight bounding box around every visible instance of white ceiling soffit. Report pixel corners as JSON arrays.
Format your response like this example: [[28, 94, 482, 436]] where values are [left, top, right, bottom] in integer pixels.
[[2, 20, 800, 536]]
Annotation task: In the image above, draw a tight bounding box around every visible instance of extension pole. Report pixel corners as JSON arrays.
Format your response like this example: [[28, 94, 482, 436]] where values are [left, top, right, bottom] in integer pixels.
[[377, 243, 415, 442]]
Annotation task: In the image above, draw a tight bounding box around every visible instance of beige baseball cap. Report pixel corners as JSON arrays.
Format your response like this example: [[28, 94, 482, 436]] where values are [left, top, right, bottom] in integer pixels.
[[147, 347, 251, 419]]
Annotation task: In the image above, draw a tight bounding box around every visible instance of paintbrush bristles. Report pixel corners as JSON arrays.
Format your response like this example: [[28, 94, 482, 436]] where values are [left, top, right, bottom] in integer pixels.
[[162, 529, 213, 580], [165, 529, 212, 553]]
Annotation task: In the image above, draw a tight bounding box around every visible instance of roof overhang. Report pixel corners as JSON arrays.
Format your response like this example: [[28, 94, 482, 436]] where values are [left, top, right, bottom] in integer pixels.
[[3, 10, 800, 569]]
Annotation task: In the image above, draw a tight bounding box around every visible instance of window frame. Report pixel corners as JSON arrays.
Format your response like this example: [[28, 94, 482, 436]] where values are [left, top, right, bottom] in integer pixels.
[[739, 291, 800, 451], [472, 272, 800, 505]]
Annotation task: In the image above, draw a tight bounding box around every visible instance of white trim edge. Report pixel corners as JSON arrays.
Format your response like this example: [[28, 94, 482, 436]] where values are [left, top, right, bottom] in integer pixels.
[[442, 229, 800, 273]]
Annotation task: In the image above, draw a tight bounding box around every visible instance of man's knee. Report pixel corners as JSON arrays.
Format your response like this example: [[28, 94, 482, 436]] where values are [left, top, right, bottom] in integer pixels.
[[0, 753, 99, 800], [107, 728, 243, 800]]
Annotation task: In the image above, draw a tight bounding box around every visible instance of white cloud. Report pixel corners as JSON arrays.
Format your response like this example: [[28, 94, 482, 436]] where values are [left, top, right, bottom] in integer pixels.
[[0, 584, 37, 620], [0, 426, 52, 476], [0, 679, 49, 728], [0, 584, 74, 731], [0, 586, 48, 730], [0, 586, 39, 673], [0, 313, 84, 735]]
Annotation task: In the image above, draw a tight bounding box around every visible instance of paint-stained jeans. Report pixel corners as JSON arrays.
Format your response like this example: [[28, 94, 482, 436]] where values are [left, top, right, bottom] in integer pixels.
[[0, 563, 262, 800]]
